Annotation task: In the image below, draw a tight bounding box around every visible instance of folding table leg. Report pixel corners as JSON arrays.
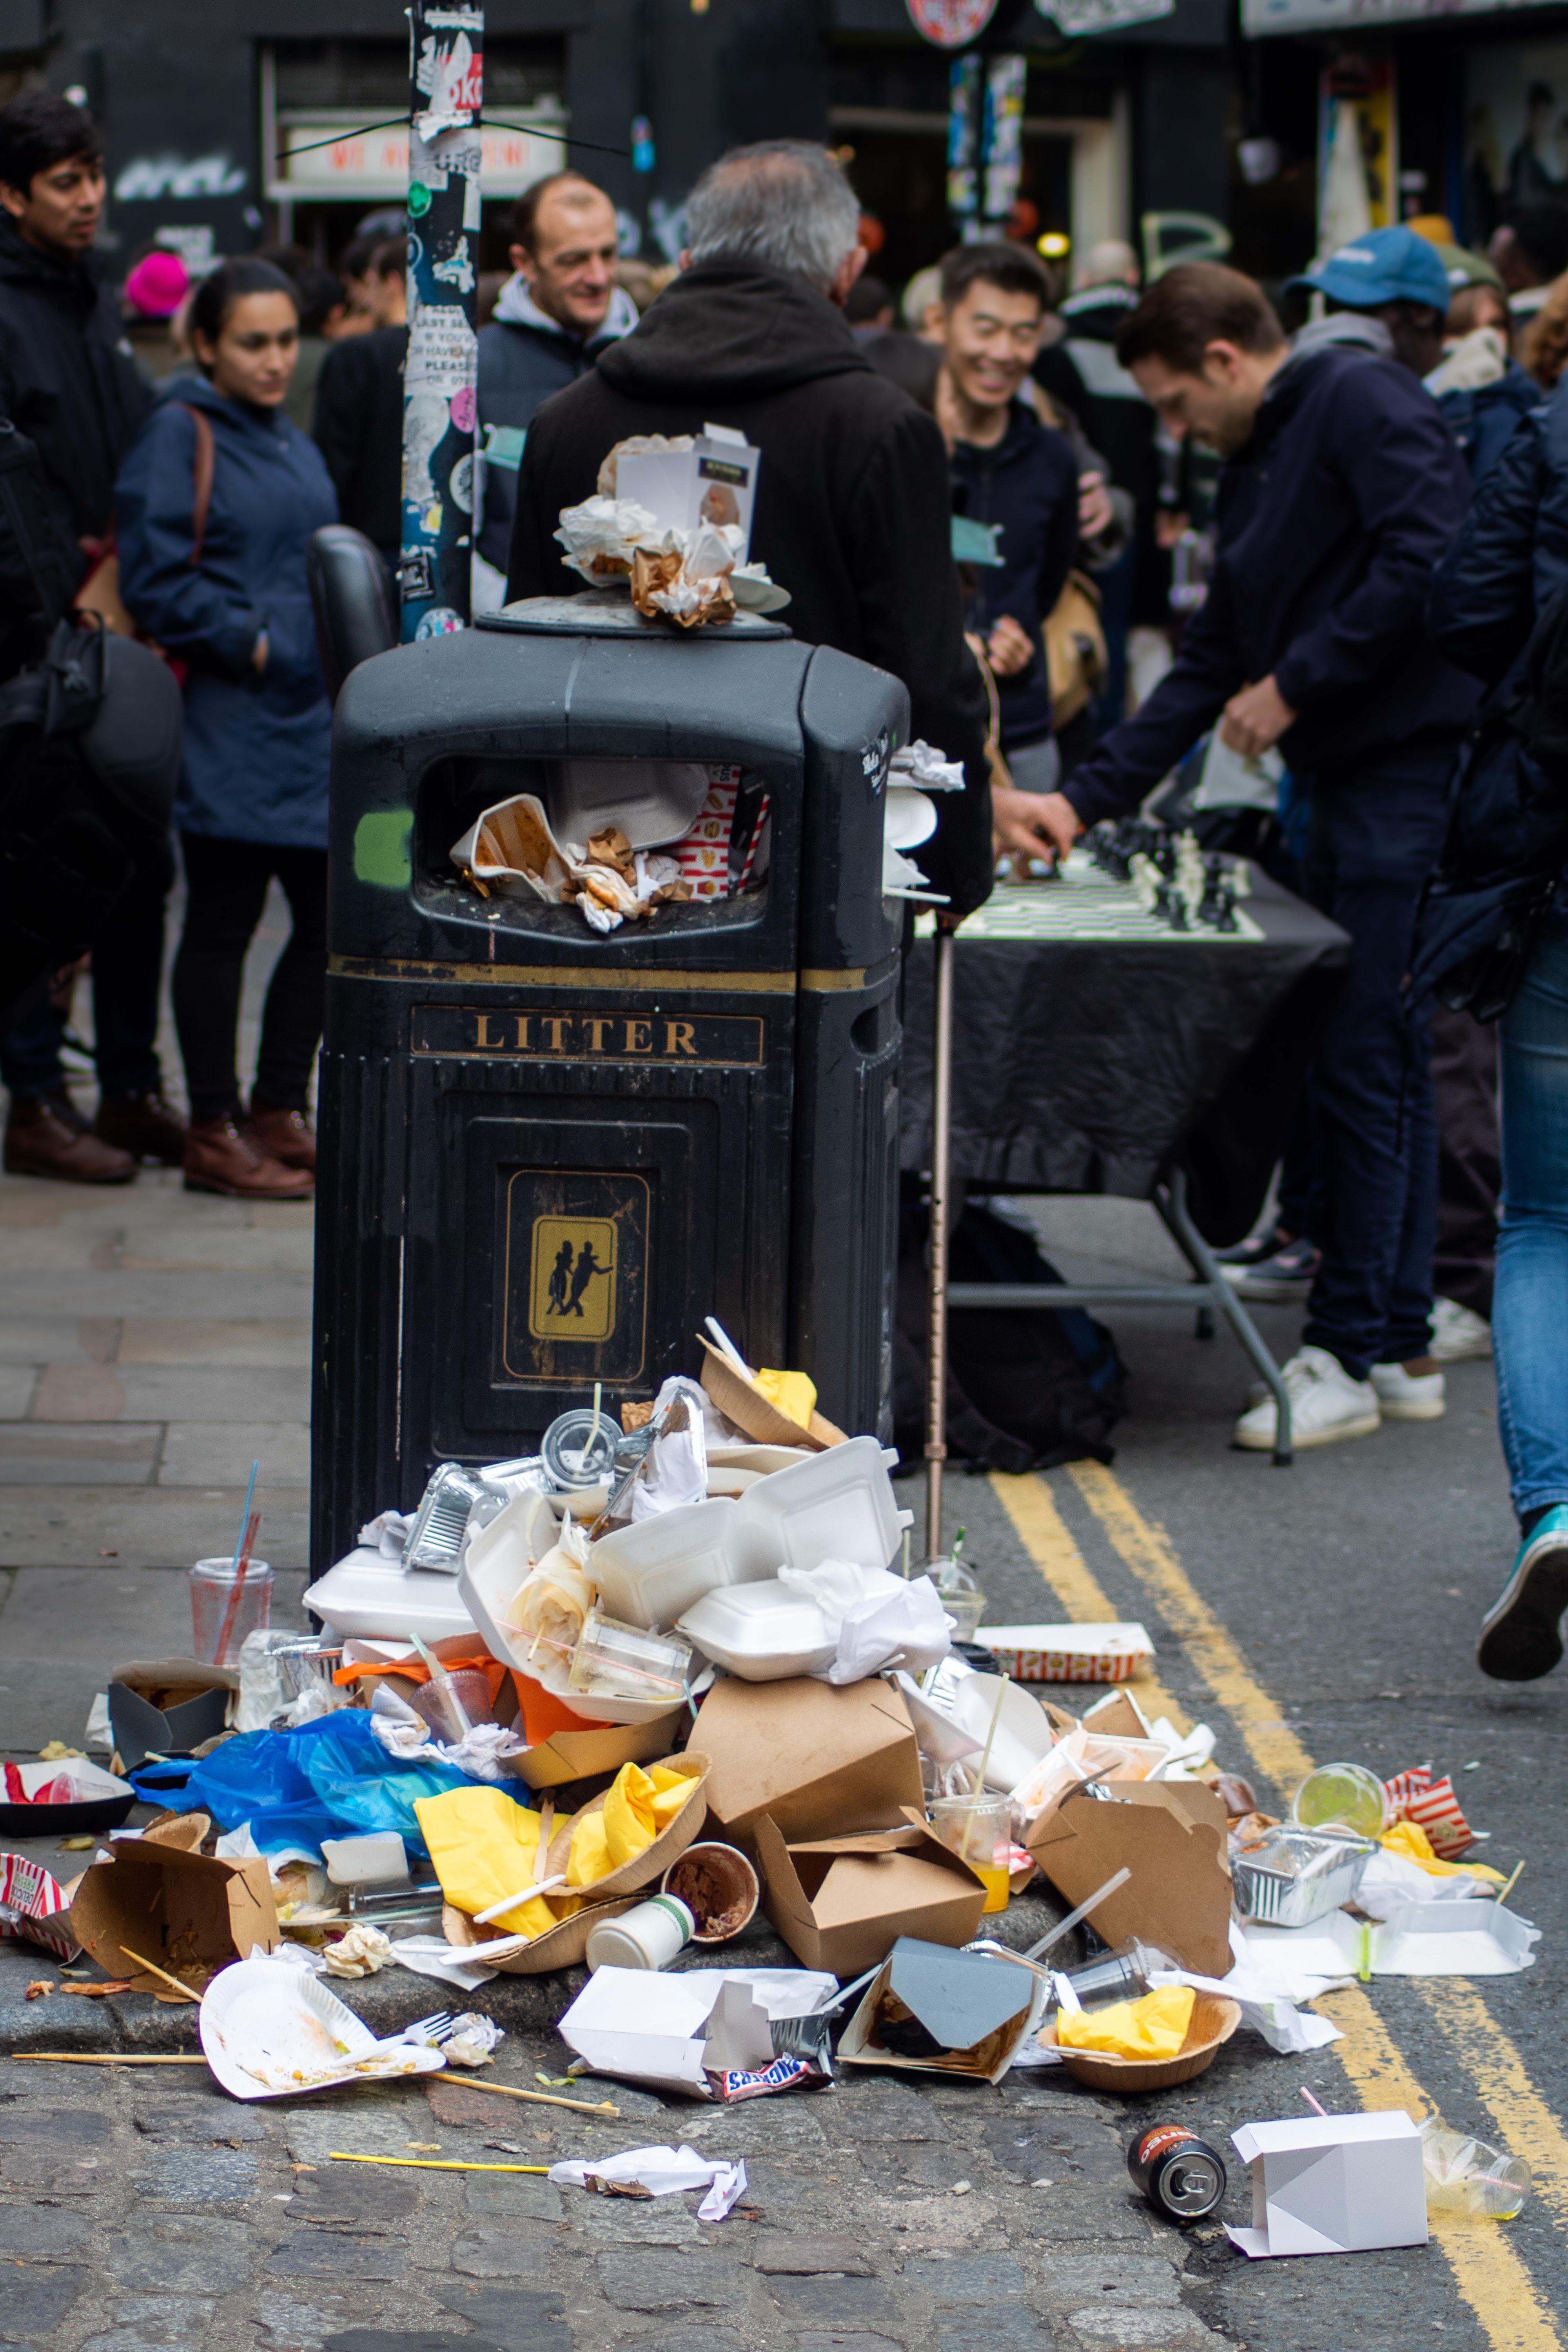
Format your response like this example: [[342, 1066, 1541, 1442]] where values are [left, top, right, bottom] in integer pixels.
[[1155, 1170, 1293, 1466]]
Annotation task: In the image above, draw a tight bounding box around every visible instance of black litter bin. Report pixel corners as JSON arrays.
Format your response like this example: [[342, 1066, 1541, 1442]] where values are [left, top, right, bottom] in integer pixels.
[[312, 599, 909, 1566]]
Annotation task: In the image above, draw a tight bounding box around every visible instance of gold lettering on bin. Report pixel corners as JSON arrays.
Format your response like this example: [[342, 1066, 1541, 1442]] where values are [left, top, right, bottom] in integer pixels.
[[410, 1005, 766, 1067]]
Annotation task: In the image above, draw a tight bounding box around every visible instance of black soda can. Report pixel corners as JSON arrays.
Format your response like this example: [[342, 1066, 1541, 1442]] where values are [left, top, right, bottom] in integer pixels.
[[1127, 2125, 1227, 2223]]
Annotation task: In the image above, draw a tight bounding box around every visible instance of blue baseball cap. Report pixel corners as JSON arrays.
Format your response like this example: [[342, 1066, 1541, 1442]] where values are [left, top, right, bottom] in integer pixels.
[[1286, 225, 1454, 314]]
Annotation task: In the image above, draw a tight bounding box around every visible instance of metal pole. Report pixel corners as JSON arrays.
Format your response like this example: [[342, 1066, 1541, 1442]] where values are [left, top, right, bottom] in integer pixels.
[[399, 0, 484, 643], [926, 918, 956, 1561]]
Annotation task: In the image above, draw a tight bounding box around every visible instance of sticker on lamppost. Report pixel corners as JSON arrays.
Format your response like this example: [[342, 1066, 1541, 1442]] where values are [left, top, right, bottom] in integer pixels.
[[906, 0, 1000, 49]]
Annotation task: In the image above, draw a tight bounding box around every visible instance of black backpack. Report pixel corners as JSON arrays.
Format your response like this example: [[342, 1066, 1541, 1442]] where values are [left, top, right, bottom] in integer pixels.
[[894, 1201, 1128, 1476]]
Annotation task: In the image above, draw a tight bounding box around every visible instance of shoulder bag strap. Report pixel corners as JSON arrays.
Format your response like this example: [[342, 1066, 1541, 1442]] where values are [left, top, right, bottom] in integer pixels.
[[174, 403, 216, 567]]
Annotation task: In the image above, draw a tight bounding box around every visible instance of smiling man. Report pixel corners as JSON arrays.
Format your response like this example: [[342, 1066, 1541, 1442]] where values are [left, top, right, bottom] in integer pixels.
[[1022, 261, 1481, 1454], [472, 171, 637, 606]]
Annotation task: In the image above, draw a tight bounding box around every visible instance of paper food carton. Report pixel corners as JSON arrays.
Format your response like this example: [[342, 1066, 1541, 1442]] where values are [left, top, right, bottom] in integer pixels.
[[1026, 1780, 1233, 1977], [615, 425, 760, 560], [1228, 2111, 1428, 2258], [557, 1963, 836, 2100], [70, 1836, 277, 1996], [755, 1815, 989, 1974], [108, 1657, 237, 1772], [693, 1675, 924, 1853], [512, 1711, 686, 1790], [838, 1936, 1048, 2084]]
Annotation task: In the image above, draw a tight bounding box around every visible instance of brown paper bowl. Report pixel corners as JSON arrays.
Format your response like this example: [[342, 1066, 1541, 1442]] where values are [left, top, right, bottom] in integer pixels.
[[544, 1751, 710, 1900], [698, 1342, 846, 1452], [1038, 1993, 1241, 2093], [441, 1897, 641, 1976]]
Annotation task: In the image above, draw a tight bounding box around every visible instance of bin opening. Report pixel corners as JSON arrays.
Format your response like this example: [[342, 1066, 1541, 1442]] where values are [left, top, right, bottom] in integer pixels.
[[416, 756, 774, 936]]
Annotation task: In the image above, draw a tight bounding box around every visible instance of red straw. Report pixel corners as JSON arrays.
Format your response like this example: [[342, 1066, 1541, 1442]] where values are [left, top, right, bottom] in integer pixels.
[[214, 1510, 261, 1665]]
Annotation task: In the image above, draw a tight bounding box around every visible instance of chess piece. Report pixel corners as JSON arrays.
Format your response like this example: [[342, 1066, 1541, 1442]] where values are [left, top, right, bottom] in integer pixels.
[[1153, 832, 1178, 880], [1154, 878, 1189, 931], [1198, 854, 1228, 926], [1212, 877, 1239, 932], [1129, 851, 1160, 910]]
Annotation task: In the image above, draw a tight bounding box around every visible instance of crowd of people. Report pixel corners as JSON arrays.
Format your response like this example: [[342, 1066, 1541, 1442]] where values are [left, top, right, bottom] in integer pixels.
[[1, 89, 1566, 1681]]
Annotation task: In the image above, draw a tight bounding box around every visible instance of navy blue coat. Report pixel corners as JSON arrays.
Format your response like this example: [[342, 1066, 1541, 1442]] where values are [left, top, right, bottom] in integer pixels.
[[1429, 376, 1568, 691], [115, 376, 338, 850], [949, 399, 1080, 748], [1065, 344, 1479, 829], [1436, 363, 1542, 489]]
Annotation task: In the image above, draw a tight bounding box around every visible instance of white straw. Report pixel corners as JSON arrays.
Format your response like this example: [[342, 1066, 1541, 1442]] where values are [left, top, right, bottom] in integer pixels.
[[1021, 1866, 1132, 1962], [704, 1316, 751, 1375], [473, 1872, 568, 1926]]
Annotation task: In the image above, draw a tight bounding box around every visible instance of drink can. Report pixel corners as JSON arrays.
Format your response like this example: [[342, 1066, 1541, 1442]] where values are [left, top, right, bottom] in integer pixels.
[[1127, 2125, 1227, 2223]]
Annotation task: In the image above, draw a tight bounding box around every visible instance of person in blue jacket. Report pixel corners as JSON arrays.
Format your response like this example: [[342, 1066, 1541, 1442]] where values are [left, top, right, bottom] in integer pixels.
[[1022, 261, 1479, 1453], [116, 256, 336, 1202]]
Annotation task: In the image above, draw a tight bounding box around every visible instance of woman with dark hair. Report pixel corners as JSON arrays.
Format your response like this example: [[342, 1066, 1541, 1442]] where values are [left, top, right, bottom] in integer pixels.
[[115, 254, 337, 1199]]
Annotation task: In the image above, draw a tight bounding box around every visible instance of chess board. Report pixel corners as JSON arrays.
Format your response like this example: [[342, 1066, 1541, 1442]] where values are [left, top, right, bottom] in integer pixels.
[[916, 855, 1263, 944]]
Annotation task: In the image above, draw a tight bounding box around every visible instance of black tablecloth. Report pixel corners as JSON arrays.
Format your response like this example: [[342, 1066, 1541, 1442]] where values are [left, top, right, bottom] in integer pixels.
[[899, 866, 1352, 1249]]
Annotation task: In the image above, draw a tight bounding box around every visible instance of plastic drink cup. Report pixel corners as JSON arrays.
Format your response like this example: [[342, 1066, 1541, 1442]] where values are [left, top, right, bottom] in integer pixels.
[[929, 1793, 1011, 1913], [1421, 2121, 1531, 2221], [411, 1668, 492, 1744], [1291, 1760, 1390, 1839], [189, 1557, 273, 1666]]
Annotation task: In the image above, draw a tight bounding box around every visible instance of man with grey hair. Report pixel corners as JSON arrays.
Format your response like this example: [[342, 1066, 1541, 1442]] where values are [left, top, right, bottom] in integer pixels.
[[506, 138, 993, 915]]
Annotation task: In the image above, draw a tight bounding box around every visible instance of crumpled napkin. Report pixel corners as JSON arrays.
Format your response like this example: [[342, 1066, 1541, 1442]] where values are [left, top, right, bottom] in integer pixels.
[[444, 2011, 505, 2067], [777, 1560, 952, 1686], [323, 1923, 394, 1978], [567, 1762, 696, 1888], [1056, 1983, 1194, 2059], [359, 1510, 413, 1558], [549, 2143, 748, 2220]]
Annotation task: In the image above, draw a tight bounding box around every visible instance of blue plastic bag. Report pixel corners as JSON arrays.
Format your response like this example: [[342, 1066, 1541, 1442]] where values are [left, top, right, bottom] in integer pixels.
[[131, 1711, 480, 1864]]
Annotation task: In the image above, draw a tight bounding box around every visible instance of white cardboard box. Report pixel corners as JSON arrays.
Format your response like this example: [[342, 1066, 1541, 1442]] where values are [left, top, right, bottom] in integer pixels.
[[1227, 2110, 1428, 2258], [557, 1965, 838, 2099]]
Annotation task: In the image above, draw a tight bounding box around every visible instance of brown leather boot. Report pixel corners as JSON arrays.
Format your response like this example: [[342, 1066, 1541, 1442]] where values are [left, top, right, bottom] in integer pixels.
[[183, 1116, 314, 1200], [4, 1092, 136, 1184], [247, 1104, 317, 1174], [95, 1090, 188, 1166]]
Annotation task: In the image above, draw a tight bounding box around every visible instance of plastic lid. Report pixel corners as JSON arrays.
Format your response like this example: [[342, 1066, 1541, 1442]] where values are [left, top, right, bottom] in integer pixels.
[[1291, 1761, 1389, 1839], [478, 592, 791, 641]]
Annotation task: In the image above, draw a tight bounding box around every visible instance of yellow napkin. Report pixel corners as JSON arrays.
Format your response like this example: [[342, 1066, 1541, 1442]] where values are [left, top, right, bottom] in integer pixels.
[[754, 1367, 817, 1426], [567, 1760, 697, 1888], [1056, 1984, 1195, 2060], [414, 1786, 579, 1937], [1377, 1818, 1506, 1883]]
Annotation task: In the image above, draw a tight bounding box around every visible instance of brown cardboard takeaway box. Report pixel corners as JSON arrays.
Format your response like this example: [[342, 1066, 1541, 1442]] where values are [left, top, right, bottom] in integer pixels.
[[755, 1815, 989, 1975], [512, 1710, 685, 1791], [1025, 1779, 1233, 1978], [839, 1937, 1049, 2084], [70, 1837, 278, 1997], [692, 1674, 924, 1852]]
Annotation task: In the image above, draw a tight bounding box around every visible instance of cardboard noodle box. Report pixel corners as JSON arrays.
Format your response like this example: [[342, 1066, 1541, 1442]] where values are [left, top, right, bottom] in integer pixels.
[[1025, 1780, 1233, 1978], [1228, 2111, 1428, 2258], [70, 1837, 278, 1996], [692, 1674, 924, 1853], [755, 1815, 989, 1975], [839, 1936, 1048, 2084]]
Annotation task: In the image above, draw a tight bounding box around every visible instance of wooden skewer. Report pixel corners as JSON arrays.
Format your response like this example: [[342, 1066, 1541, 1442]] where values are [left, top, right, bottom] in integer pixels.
[[1494, 1859, 1525, 1907], [331, 2151, 552, 2174], [434, 2074, 618, 2117], [117, 1946, 202, 2004], [15, 2052, 209, 2065]]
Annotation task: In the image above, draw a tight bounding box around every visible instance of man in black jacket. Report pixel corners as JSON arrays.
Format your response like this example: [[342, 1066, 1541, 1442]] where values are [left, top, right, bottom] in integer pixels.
[[313, 238, 407, 560], [1027, 263, 1478, 1451], [0, 90, 181, 1182], [506, 140, 994, 915]]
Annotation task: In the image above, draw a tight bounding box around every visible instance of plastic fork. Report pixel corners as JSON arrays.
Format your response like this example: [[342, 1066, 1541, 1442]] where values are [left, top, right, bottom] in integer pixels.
[[397, 2011, 455, 2047]]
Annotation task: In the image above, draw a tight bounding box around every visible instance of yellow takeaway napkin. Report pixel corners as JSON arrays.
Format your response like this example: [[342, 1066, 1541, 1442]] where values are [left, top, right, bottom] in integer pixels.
[[414, 1786, 580, 1938], [753, 1367, 817, 1427], [1377, 1818, 1506, 1882], [1056, 1984, 1195, 2060], [568, 1760, 697, 1888]]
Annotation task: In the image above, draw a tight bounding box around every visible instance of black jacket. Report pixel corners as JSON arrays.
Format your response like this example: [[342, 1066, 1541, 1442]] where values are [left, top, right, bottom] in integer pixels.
[[506, 261, 991, 914], [1065, 343, 1479, 830], [949, 399, 1079, 748], [0, 216, 151, 548], [1428, 379, 1568, 691], [312, 324, 407, 559], [475, 279, 637, 575]]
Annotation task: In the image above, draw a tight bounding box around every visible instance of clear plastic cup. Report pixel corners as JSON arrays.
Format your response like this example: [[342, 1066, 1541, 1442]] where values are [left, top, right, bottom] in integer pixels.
[[1421, 2120, 1531, 2221], [1291, 1760, 1390, 1840], [411, 1668, 493, 1744], [189, 1557, 273, 1666], [929, 1793, 1012, 1913], [568, 1604, 691, 1703]]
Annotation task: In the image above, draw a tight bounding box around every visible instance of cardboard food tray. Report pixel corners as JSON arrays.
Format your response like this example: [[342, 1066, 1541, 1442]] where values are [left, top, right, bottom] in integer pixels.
[[442, 1895, 641, 1974], [1040, 1992, 1242, 2092], [0, 1759, 137, 1838], [693, 1675, 924, 1853], [512, 1711, 686, 1790], [755, 1815, 988, 1974], [1025, 1780, 1233, 1978], [699, 1340, 846, 1451], [545, 1751, 710, 1898]]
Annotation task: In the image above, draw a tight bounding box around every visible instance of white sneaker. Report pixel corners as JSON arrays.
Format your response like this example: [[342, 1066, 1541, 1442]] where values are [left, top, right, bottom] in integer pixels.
[[1369, 1360, 1446, 1421], [1430, 1296, 1492, 1363], [1232, 1345, 1381, 1451]]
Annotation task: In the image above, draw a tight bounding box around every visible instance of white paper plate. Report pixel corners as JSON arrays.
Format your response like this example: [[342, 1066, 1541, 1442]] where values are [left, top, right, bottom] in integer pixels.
[[885, 786, 938, 850], [200, 1954, 447, 2101]]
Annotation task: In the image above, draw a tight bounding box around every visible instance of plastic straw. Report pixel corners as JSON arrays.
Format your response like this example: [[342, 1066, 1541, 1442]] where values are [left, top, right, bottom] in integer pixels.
[[589, 1381, 602, 1452], [473, 1872, 568, 1926], [230, 1459, 259, 1571], [331, 2152, 552, 2174], [213, 1506, 261, 1667], [410, 1634, 472, 1736], [704, 1315, 751, 1375], [1299, 2087, 1330, 2117], [1021, 1866, 1132, 1962], [430, 2074, 619, 2116]]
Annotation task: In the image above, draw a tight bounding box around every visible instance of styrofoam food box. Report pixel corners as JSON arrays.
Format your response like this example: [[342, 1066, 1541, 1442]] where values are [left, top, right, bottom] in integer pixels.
[[676, 1580, 838, 1680], [302, 1549, 479, 1645]]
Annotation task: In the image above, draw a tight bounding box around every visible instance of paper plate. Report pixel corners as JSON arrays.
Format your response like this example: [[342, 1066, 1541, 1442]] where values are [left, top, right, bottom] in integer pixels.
[[546, 1751, 710, 1898], [885, 786, 938, 849], [441, 1895, 641, 1975], [199, 1955, 447, 2101], [1038, 1992, 1241, 2092]]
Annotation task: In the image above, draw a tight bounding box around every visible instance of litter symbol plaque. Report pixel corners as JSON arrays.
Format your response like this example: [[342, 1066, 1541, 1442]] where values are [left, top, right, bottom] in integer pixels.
[[501, 1169, 650, 1384]]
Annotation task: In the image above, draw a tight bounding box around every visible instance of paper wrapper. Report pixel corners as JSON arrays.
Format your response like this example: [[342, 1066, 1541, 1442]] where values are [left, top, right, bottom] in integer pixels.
[[451, 796, 691, 935], [1382, 1766, 1481, 1861], [976, 1623, 1155, 1685], [631, 544, 736, 630], [555, 492, 663, 581], [597, 435, 695, 497]]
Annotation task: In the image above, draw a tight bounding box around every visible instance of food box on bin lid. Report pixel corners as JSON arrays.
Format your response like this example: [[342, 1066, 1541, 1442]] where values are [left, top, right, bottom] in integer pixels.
[[978, 1622, 1155, 1684]]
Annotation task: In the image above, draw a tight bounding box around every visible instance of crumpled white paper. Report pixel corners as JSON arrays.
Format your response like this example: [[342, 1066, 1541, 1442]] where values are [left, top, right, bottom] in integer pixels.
[[387, 1935, 507, 1992], [359, 1510, 413, 1559], [777, 1559, 952, 1685], [366, 1699, 528, 1785], [444, 2011, 505, 2067], [548, 2143, 748, 2220], [323, 1923, 394, 1978], [555, 492, 666, 578], [1353, 1844, 1502, 1920], [891, 740, 965, 791], [1149, 1920, 1348, 2054], [629, 1374, 710, 1521]]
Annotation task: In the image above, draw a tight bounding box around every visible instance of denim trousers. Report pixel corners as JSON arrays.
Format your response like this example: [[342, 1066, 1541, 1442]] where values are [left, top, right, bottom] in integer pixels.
[[1298, 745, 1453, 1380], [1494, 907, 1568, 1523]]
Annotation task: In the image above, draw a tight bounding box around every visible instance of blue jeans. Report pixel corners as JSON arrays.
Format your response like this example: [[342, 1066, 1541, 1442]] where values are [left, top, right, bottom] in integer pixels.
[[1494, 908, 1568, 1523], [1298, 746, 1453, 1380]]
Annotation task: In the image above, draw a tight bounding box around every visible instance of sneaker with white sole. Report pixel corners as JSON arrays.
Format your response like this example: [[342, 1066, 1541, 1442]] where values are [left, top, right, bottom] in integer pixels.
[[1477, 1505, 1568, 1681], [1369, 1360, 1446, 1421], [1430, 1296, 1492, 1363], [1219, 1235, 1321, 1304], [1232, 1345, 1381, 1451]]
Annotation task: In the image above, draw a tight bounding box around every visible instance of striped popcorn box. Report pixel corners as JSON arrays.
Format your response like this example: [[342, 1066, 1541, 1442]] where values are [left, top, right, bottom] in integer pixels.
[[0, 1850, 80, 1962], [978, 1622, 1155, 1684], [670, 764, 769, 900], [1382, 1765, 1481, 1860]]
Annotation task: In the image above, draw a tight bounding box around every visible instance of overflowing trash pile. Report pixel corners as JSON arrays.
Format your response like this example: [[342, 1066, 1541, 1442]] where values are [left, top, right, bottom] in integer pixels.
[[0, 1322, 1537, 2256]]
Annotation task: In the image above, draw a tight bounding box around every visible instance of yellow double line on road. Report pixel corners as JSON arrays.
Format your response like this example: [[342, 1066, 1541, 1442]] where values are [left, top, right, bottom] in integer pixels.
[[991, 1463, 1565, 2352]]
